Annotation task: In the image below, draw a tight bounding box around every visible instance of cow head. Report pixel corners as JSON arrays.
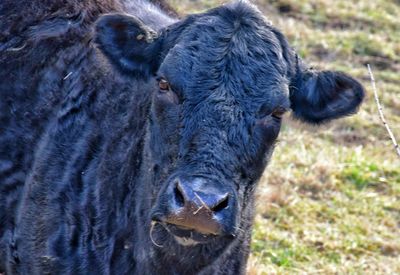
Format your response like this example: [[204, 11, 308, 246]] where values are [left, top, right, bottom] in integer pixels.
[[95, 0, 364, 254]]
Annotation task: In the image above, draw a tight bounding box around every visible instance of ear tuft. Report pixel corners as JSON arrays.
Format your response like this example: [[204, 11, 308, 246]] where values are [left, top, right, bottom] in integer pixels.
[[290, 70, 365, 124], [94, 13, 161, 77]]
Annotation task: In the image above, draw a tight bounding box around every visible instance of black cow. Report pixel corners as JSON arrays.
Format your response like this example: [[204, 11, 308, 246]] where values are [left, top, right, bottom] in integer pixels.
[[0, 0, 364, 274]]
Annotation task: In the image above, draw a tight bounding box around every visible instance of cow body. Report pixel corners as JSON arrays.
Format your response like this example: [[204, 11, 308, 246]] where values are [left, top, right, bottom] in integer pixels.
[[0, 1, 175, 273], [0, 0, 364, 274]]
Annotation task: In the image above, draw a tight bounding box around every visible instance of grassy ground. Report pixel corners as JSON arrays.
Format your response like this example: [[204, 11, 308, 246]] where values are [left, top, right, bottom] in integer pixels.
[[169, 0, 400, 273]]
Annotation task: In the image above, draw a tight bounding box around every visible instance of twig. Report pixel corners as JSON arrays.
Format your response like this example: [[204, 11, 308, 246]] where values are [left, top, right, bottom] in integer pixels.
[[367, 64, 400, 158], [194, 192, 211, 211], [193, 205, 204, 215]]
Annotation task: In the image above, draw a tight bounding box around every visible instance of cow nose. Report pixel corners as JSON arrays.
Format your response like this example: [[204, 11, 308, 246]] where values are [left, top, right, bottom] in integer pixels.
[[154, 177, 236, 236]]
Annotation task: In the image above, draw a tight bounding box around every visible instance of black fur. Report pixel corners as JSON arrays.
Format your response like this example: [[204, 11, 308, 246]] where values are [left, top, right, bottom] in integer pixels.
[[290, 69, 365, 123], [95, 13, 162, 76], [0, 0, 365, 274]]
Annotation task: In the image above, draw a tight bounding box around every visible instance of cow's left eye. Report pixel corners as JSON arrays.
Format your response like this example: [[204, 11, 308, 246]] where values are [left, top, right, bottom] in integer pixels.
[[156, 77, 180, 105], [158, 78, 170, 91]]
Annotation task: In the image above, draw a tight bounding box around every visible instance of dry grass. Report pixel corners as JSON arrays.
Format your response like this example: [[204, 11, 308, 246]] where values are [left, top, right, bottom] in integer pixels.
[[168, 0, 400, 273]]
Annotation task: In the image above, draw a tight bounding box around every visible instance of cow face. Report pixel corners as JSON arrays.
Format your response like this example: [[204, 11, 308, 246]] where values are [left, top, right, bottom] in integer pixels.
[[95, 2, 364, 248]]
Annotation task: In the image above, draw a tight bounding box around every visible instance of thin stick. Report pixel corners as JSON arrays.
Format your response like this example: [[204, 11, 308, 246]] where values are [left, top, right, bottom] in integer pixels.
[[367, 64, 400, 158], [194, 192, 211, 211]]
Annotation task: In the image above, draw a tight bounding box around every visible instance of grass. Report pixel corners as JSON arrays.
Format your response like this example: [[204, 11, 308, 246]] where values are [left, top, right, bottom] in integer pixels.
[[168, 0, 400, 273]]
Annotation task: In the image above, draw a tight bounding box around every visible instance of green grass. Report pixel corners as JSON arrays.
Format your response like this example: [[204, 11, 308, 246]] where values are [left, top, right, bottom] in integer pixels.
[[169, 1, 400, 273]]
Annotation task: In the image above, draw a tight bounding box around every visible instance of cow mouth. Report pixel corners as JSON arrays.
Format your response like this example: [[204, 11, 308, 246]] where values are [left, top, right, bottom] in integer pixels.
[[164, 223, 218, 246]]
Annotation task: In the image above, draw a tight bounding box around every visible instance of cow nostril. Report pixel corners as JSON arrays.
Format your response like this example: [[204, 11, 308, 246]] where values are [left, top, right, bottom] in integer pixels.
[[211, 194, 229, 213], [173, 181, 185, 207]]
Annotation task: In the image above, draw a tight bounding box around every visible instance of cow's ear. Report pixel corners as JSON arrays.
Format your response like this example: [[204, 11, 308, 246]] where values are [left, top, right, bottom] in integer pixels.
[[94, 13, 161, 77], [290, 70, 365, 124]]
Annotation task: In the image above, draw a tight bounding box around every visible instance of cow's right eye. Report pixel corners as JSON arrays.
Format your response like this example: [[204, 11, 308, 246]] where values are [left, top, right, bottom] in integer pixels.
[[271, 107, 287, 119]]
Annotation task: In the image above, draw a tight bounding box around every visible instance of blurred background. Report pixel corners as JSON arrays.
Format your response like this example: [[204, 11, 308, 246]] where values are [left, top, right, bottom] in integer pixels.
[[167, 0, 400, 274]]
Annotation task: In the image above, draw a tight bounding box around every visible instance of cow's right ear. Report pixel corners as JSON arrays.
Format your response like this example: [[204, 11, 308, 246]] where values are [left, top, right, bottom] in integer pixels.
[[94, 13, 161, 77]]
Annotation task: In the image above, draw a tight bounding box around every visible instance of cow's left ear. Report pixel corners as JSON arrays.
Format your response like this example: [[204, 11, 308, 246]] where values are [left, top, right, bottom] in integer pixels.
[[95, 13, 161, 77], [290, 70, 365, 124]]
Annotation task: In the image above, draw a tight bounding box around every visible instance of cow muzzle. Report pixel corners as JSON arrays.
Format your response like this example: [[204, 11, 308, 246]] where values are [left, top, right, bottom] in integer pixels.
[[151, 176, 238, 243]]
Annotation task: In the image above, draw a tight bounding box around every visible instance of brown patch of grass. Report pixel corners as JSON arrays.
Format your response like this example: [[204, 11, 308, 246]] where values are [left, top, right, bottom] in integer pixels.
[[380, 243, 400, 257]]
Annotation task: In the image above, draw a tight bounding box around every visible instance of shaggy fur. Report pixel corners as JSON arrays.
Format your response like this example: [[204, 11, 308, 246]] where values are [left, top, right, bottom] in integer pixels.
[[0, 0, 364, 274]]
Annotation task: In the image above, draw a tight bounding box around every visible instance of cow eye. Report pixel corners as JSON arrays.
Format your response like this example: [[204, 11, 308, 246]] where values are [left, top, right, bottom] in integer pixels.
[[156, 77, 180, 105], [158, 78, 170, 92], [271, 106, 287, 119], [257, 104, 287, 119]]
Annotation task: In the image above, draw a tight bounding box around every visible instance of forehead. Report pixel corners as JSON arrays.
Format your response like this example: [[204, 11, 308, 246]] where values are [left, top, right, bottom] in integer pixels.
[[159, 3, 290, 108]]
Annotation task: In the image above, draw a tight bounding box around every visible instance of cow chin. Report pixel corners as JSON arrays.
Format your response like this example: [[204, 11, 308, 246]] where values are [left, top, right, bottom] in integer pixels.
[[150, 221, 233, 249], [165, 223, 221, 245]]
